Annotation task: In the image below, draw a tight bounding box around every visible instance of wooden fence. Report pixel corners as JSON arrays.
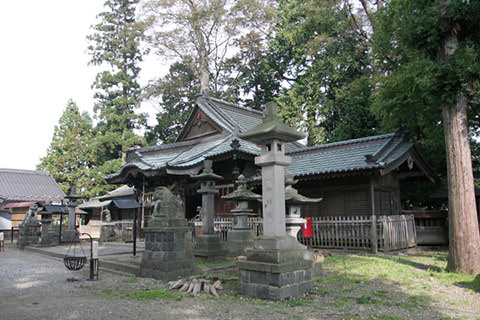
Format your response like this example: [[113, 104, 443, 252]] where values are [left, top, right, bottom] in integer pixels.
[[213, 217, 263, 241], [213, 214, 416, 252], [298, 216, 373, 249]]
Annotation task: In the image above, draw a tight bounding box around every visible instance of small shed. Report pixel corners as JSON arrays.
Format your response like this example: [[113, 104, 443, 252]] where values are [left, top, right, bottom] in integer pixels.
[[0, 168, 65, 237], [78, 185, 140, 241]]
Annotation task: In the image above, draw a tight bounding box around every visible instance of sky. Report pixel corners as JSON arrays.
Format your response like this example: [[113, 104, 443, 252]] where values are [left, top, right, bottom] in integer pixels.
[[0, 1, 164, 171]]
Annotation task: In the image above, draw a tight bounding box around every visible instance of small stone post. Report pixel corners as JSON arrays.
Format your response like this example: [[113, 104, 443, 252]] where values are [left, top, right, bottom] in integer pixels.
[[91, 240, 99, 280], [0, 232, 4, 252], [237, 102, 314, 300], [192, 160, 227, 258], [222, 175, 262, 256]]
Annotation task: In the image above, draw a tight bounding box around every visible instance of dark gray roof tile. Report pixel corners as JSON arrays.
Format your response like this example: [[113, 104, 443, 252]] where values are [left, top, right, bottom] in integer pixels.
[[0, 168, 65, 202]]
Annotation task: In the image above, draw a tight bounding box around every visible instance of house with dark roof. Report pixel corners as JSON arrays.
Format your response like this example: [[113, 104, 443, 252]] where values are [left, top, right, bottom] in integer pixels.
[[0, 168, 65, 233], [107, 95, 436, 222]]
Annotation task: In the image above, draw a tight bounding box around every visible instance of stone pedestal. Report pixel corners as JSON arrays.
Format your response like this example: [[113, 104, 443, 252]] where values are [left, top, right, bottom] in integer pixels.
[[139, 218, 195, 281], [138, 187, 196, 281], [40, 213, 58, 245], [285, 207, 305, 239], [192, 234, 227, 258], [227, 206, 255, 256], [238, 236, 313, 299], [17, 222, 41, 249], [17, 204, 41, 249]]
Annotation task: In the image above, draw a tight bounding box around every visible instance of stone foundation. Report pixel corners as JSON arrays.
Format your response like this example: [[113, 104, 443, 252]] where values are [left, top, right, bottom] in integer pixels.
[[238, 236, 313, 300], [227, 230, 254, 257], [17, 223, 41, 249], [138, 218, 196, 281], [193, 234, 227, 258]]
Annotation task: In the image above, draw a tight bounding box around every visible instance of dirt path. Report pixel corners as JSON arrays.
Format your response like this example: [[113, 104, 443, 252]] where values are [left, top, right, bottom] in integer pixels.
[[1, 246, 478, 320]]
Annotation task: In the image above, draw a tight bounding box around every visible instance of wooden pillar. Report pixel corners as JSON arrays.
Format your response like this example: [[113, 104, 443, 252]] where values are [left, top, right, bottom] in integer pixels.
[[370, 182, 378, 253]]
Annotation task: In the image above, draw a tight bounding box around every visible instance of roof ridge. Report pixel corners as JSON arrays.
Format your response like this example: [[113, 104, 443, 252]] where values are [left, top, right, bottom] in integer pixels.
[[0, 168, 50, 176], [374, 135, 406, 163], [129, 139, 198, 153], [203, 95, 264, 116], [167, 134, 233, 167], [287, 132, 396, 155]]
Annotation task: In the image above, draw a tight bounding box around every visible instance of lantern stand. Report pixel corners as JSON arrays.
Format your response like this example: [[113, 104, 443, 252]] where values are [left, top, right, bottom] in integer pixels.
[[81, 232, 99, 281], [63, 231, 87, 271]]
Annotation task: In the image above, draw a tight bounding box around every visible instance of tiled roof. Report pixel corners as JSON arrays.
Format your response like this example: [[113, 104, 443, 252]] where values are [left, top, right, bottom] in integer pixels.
[[113, 134, 260, 177], [108, 96, 433, 183], [194, 95, 264, 134], [0, 168, 65, 202], [287, 132, 414, 177]]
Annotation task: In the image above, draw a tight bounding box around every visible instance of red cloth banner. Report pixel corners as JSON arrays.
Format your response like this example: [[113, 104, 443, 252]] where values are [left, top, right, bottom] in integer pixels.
[[302, 217, 313, 238]]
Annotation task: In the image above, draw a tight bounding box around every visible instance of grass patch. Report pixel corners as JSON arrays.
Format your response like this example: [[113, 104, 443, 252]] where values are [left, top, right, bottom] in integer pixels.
[[196, 257, 236, 267], [123, 276, 138, 283], [321, 251, 479, 293]]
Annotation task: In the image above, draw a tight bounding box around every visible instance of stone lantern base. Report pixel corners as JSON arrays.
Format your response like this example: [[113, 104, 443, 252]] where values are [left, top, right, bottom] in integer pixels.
[[238, 236, 313, 300], [17, 222, 41, 249], [193, 234, 228, 258], [139, 218, 196, 281], [227, 229, 254, 257]]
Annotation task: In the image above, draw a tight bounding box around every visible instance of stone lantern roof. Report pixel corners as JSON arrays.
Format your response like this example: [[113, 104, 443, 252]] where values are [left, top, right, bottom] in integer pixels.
[[284, 171, 322, 205], [191, 160, 223, 181], [222, 175, 261, 202], [238, 102, 306, 144]]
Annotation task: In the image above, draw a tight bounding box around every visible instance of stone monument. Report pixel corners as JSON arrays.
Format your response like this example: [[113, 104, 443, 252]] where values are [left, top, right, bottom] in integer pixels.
[[222, 175, 262, 256], [17, 204, 41, 249], [237, 102, 314, 300], [192, 160, 228, 258], [138, 187, 196, 281]]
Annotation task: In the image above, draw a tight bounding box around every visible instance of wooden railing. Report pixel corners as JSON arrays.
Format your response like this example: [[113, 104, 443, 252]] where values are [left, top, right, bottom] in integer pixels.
[[212, 214, 416, 252], [298, 216, 374, 249], [297, 215, 416, 251]]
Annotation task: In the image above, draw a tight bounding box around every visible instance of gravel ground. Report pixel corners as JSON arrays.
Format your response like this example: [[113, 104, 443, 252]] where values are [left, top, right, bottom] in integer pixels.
[[1, 245, 479, 320]]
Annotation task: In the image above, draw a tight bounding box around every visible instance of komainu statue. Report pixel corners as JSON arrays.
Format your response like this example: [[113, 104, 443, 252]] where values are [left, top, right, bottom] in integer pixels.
[[151, 187, 184, 218]]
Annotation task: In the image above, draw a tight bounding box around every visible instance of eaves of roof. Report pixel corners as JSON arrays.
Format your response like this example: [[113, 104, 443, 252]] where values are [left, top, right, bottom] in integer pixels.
[[286, 132, 420, 178]]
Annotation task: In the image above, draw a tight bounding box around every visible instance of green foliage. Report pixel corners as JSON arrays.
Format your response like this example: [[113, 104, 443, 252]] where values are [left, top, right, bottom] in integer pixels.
[[37, 101, 97, 198], [37, 101, 94, 195], [141, 0, 276, 95], [142, 0, 277, 140], [372, 0, 480, 178], [88, 0, 146, 161], [268, 0, 378, 145], [144, 60, 200, 144]]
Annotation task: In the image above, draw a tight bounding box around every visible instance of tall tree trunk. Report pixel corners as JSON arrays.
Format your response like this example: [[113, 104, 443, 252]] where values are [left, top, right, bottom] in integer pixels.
[[443, 93, 480, 274], [440, 32, 480, 274]]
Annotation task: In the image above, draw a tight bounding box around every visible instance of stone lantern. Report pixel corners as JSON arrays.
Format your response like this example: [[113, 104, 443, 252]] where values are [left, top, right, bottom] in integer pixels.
[[222, 175, 262, 256], [64, 185, 82, 242], [192, 160, 227, 258], [284, 171, 322, 238], [237, 101, 314, 300]]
